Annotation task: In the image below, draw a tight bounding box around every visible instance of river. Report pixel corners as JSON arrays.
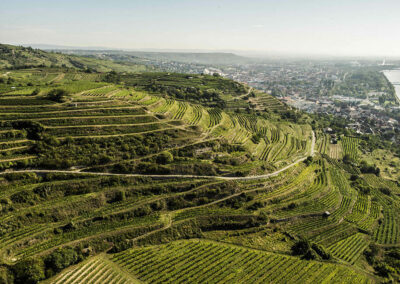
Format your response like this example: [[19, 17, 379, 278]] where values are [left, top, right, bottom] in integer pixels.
[[383, 69, 400, 102]]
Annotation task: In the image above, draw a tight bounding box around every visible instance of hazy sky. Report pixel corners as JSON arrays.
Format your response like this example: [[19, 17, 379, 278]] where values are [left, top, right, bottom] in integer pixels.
[[1, 0, 399, 56]]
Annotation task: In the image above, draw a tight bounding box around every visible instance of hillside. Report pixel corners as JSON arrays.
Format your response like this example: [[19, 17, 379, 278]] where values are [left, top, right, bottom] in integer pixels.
[[0, 47, 399, 283], [0, 44, 150, 73]]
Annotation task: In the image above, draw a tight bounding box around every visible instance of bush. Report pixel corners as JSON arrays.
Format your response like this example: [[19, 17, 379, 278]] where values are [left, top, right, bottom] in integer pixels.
[[291, 239, 331, 260], [343, 154, 354, 164], [379, 187, 391, 196], [44, 247, 79, 275], [31, 88, 40, 95], [311, 243, 331, 260], [291, 239, 311, 256], [156, 151, 174, 164], [304, 156, 313, 166], [46, 89, 68, 103], [0, 267, 13, 284], [13, 258, 45, 284], [364, 243, 380, 264], [11, 120, 44, 140], [374, 263, 396, 277], [359, 160, 380, 176]]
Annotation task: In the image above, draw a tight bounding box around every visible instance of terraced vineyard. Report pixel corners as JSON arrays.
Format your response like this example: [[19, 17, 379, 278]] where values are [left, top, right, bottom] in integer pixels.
[[46, 254, 140, 284], [342, 136, 360, 161], [328, 233, 369, 264], [0, 50, 399, 283], [110, 240, 372, 284]]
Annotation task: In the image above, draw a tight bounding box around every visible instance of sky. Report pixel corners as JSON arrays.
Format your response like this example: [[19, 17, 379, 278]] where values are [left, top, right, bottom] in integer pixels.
[[1, 0, 400, 57]]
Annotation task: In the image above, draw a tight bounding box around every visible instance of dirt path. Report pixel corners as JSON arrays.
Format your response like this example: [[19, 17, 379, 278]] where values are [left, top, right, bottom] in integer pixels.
[[0, 146, 29, 153], [237, 86, 253, 99], [0, 106, 143, 116], [83, 137, 219, 171], [0, 131, 316, 260], [44, 121, 171, 129], [0, 156, 36, 163], [31, 114, 152, 121], [0, 155, 307, 181], [130, 213, 172, 244], [0, 131, 315, 181], [50, 73, 65, 83]]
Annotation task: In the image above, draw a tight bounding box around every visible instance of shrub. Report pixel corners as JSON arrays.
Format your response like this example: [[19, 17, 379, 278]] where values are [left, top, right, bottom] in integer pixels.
[[44, 247, 79, 275], [304, 156, 313, 166], [292, 239, 331, 260], [0, 267, 14, 284], [374, 263, 396, 277], [311, 243, 331, 260], [13, 258, 45, 284], [156, 151, 174, 164], [379, 187, 391, 196], [46, 89, 68, 103]]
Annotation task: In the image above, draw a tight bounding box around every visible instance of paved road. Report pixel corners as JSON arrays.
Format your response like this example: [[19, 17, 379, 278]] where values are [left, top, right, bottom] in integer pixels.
[[0, 131, 315, 181]]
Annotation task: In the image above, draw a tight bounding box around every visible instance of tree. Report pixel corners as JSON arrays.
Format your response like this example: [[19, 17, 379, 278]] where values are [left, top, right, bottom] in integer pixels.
[[13, 258, 45, 284], [304, 156, 313, 166], [291, 239, 331, 260], [343, 154, 354, 164], [291, 239, 311, 256], [104, 71, 121, 83], [31, 88, 40, 95], [44, 247, 79, 275], [0, 267, 13, 284], [11, 120, 44, 140], [47, 89, 68, 103], [374, 263, 396, 277], [156, 151, 174, 164]]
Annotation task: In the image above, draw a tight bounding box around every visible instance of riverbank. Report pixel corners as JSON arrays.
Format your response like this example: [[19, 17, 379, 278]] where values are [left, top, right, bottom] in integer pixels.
[[383, 69, 400, 103]]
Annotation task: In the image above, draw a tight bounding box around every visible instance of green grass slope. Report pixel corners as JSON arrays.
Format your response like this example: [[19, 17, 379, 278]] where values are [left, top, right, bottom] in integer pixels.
[[0, 44, 150, 72]]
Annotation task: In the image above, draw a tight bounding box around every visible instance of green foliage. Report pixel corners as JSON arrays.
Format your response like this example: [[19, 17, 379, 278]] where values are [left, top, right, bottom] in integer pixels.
[[31, 88, 40, 96], [363, 243, 380, 264], [10, 120, 44, 140], [374, 263, 396, 278], [304, 156, 313, 166], [0, 267, 14, 284], [0, 43, 148, 72], [104, 71, 121, 83], [116, 72, 246, 108], [46, 88, 69, 103], [359, 160, 380, 176], [291, 239, 331, 260], [12, 258, 45, 284], [44, 247, 80, 276], [156, 151, 174, 164], [350, 176, 372, 194]]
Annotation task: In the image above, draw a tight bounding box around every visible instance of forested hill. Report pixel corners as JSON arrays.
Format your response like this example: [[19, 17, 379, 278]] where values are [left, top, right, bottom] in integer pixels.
[[0, 44, 150, 72]]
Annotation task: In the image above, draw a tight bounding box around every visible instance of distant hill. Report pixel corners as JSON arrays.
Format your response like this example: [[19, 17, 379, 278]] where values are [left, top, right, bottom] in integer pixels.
[[127, 51, 251, 64], [0, 43, 149, 72], [22, 43, 119, 50], [58, 49, 252, 65]]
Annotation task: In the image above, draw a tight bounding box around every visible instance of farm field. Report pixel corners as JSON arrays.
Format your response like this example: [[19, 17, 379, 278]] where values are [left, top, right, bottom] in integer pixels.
[[110, 239, 372, 284]]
